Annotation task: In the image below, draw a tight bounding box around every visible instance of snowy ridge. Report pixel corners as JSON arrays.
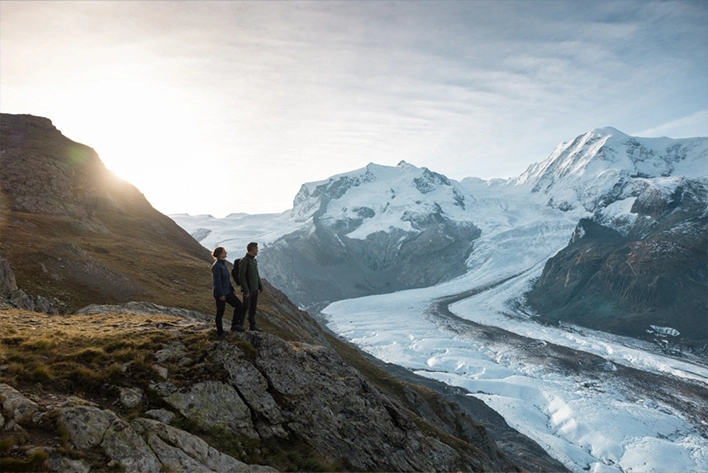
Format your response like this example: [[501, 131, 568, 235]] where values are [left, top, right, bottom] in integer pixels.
[[170, 211, 301, 257], [290, 160, 469, 239], [513, 127, 708, 217]]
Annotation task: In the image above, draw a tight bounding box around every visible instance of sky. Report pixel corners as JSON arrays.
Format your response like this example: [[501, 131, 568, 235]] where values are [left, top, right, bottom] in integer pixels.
[[1, 1, 707, 217]]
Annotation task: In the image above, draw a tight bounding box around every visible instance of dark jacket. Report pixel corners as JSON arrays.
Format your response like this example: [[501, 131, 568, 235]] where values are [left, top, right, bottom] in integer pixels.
[[238, 254, 262, 294], [211, 259, 235, 298]]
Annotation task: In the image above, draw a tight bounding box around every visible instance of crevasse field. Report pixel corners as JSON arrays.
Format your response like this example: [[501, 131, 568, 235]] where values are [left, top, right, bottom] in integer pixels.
[[321, 179, 708, 473]]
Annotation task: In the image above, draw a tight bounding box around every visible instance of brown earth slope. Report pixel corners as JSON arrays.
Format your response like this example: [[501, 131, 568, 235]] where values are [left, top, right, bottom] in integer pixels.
[[0, 113, 212, 312]]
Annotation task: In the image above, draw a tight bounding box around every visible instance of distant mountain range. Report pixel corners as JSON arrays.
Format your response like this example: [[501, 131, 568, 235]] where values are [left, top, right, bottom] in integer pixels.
[[173, 127, 708, 352]]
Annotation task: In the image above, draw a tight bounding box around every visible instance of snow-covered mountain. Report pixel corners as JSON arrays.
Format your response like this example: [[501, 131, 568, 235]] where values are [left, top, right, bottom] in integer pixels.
[[175, 161, 482, 308], [172, 127, 708, 473], [514, 128, 708, 351]]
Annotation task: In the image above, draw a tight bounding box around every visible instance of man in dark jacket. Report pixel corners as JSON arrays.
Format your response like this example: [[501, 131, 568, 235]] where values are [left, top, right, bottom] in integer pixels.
[[238, 242, 264, 332]]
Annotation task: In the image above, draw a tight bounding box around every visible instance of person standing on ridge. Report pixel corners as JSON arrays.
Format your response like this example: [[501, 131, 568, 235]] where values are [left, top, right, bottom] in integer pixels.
[[239, 242, 264, 332], [211, 246, 244, 336]]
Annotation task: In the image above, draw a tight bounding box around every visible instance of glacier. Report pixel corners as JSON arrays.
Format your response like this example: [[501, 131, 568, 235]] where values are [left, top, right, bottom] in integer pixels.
[[172, 127, 708, 473]]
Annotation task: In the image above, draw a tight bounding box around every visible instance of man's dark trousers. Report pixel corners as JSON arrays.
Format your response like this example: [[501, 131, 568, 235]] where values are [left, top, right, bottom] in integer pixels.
[[244, 291, 259, 328], [215, 292, 243, 333]]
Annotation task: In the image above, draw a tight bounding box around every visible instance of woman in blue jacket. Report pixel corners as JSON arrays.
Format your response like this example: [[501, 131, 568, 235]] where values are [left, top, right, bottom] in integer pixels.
[[211, 246, 244, 336]]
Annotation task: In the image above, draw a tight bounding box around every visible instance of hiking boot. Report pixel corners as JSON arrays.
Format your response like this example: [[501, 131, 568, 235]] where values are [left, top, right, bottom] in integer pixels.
[[249, 325, 263, 332], [231, 326, 245, 333], [216, 330, 225, 338]]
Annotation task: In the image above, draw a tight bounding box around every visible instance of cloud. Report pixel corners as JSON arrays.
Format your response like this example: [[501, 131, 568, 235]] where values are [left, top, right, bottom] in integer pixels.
[[633, 111, 708, 138], [2, 1, 707, 216]]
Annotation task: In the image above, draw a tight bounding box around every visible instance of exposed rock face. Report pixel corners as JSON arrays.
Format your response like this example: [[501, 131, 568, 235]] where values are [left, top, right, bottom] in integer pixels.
[[168, 333, 518, 472], [20, 394, 277, 473], [0, 258, 63, 313]]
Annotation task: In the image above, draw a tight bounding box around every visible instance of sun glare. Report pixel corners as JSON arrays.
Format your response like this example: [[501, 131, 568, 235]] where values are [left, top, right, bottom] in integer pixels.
[[53, 78, 225, 214]]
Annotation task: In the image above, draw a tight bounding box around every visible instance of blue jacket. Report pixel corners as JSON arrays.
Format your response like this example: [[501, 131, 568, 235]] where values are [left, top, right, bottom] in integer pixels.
[[211, 259, 234, 298]]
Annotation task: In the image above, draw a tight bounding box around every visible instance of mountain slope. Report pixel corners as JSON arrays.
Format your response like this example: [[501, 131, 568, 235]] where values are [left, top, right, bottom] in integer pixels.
[[0, 113, 212, 312], [520, 128, 708, 351], [0, 112, 562, 472]]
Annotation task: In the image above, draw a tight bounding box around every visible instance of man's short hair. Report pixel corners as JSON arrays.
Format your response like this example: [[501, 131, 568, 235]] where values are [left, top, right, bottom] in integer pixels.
[[247, 242, 258, 252]]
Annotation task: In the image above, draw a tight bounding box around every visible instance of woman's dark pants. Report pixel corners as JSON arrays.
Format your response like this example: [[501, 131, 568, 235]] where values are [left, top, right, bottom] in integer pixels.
[[214, 292, 243, 334]]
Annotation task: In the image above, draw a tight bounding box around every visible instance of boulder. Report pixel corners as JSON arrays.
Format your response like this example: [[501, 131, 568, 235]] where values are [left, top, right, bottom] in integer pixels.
[[0, 383, 39, 424], [101, 417, 161, 473], [119, 387, 143, 409], [209, 342, 284, 426], [164, 381, 258, 438], [43, 447, 92, 473], [57, 405, 117, 450], [133, 418, 278, 472], [145, 408, 176, 425]]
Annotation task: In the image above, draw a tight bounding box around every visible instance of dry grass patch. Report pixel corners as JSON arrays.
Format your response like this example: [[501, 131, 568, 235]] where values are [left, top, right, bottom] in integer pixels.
[[0, 308, 212, 400]]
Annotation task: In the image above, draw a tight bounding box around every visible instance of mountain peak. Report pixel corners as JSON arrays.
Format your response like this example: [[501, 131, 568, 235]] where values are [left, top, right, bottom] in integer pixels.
[[588, 126, 628, 138], [290, 160, 466, 227], [515, 127, 708, 213]]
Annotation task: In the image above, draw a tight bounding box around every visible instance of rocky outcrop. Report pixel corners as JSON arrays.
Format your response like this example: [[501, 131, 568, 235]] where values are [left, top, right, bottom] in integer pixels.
[[0, 309, 524, 472], [0, 385, 277, 473], [154, 332, 518, 472], [526, 179, 708, 353], [0, 258, 64, 313]]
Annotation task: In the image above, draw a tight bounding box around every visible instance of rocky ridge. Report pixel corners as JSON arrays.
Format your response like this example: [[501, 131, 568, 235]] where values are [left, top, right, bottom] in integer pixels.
[[0, 300, 521, 472]]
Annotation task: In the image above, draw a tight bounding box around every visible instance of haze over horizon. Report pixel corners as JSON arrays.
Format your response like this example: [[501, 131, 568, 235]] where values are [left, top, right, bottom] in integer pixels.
[[1, 1, 706, 217]]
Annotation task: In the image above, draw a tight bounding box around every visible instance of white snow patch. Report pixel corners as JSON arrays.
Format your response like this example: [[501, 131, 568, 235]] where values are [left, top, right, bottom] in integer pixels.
[[649, 325, 680, 337]]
